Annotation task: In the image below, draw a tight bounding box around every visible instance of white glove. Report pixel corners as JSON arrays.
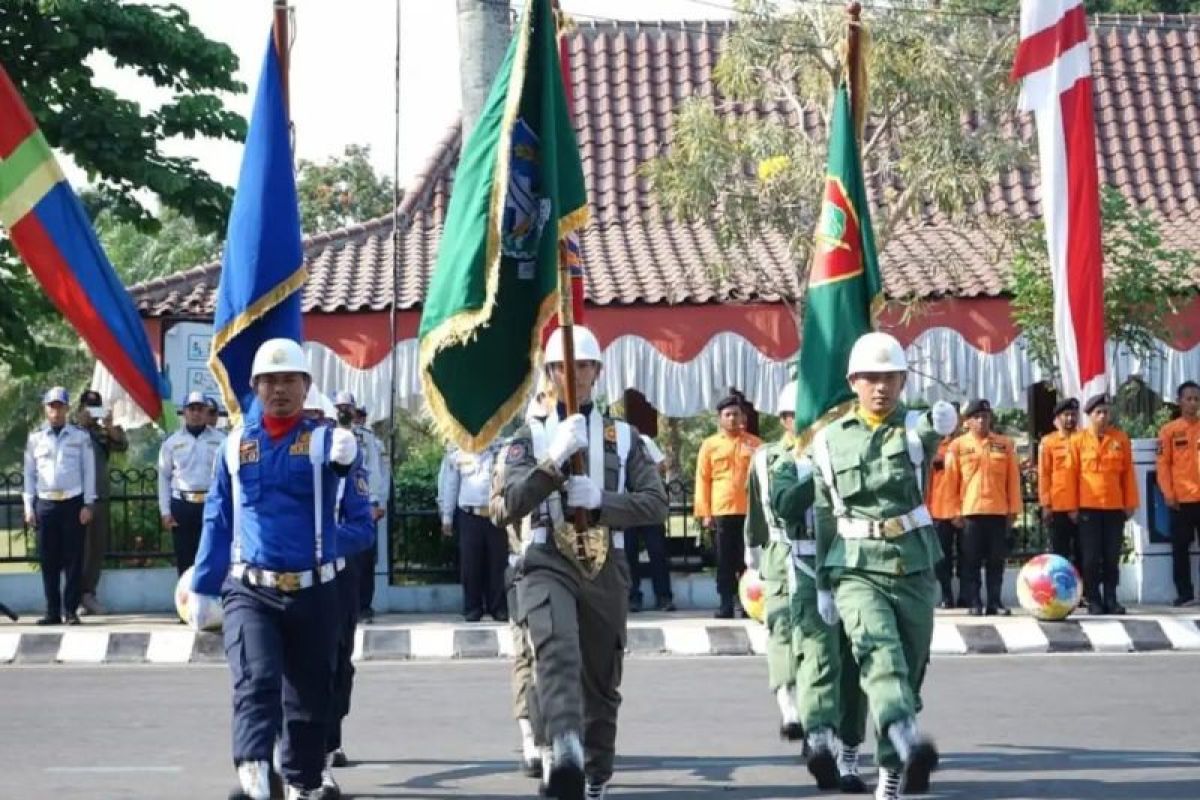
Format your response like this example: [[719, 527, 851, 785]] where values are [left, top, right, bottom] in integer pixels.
[[817, 589, 839, 627], [794, 454, 814, 482], [330, 427, 358, 466], [547, 414, 588, 466], [931, 400, 958, 436], [188, 592, 222, 632], [565, 475, 603, 510], [744, 545, 762, 571]]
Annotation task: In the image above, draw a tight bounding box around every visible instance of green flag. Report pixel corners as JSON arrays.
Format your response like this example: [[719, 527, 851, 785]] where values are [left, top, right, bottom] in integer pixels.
[[419, 0, 587, 451], [793, 83, 883, 445]]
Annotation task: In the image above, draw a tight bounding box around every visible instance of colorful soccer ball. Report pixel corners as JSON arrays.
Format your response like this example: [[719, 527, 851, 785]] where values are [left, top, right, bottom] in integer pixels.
[[1016, 554, 1082, 621], [738, 569, 766, 623], [175, 566, 222, 631]]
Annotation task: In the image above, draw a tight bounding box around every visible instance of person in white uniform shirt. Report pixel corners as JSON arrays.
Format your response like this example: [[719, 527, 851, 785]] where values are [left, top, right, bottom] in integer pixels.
[[22, 386, 96, 626], [158, 391, 226, 575], [438, 441, 509, 622]]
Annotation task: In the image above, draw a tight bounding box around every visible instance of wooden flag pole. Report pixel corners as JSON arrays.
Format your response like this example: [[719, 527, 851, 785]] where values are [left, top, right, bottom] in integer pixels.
[[846, 1, 863, 140], [272, 1, 290, 116]]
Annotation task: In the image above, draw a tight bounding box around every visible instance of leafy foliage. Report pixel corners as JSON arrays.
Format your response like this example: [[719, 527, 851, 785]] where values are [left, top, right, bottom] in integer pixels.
[[1009, 186, 1196, 387], [296, 144, 394, 235], [645, 0, 1025, 290]]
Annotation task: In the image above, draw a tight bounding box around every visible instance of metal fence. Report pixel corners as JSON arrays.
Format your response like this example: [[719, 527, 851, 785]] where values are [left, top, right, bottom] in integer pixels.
[[2, 468, 1054, 577]]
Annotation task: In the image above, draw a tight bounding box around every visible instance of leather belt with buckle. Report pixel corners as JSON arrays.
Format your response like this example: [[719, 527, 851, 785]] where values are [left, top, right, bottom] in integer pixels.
[[231, 559, 346, 593], [837, 505, 932, 540], [459, 505, 490, 517], [39, 490, 80, 502]]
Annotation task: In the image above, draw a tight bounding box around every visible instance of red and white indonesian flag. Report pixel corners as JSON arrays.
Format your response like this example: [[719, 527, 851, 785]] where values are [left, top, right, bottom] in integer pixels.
[[1012, 0, 1107, 402]]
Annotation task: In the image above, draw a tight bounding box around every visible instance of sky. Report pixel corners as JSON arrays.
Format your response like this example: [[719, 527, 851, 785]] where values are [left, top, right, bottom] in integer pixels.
[[86, 0, 736, 196]]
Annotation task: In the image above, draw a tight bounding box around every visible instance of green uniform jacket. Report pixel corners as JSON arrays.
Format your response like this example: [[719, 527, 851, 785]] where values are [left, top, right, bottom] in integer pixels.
[[769, 453, 816, 541], [490, 415, 668, 531], [813, 405, 944, 591]]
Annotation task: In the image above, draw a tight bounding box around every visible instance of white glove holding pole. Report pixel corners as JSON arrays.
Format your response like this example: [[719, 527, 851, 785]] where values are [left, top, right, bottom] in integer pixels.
[[329, 427, 358, 465], [931, 400, 958, 436], [794, 454, 814, 482], [565, 475, 603, 510], [188, 592, 222, 632], [547, 414, 588, 466], [744, 545, 762, 571], [817, 589, 840, 627]]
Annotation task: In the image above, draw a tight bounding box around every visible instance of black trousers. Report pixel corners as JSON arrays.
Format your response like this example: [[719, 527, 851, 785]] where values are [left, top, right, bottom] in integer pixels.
[[223, 575, 337, 791], [1079, 508, 1126, 606], [1170, 502, 1200, 601], [170, 497, 205, 576], [961, 514, 1009, 609], [933, 519, 962, 604], [327, 557, 361, 753], [35, 496, 86, 619], [1049, 511, 1083, 576], [357, 535, 377, 613], [625, 523, 673, 603], [713, 514, 746, 608], [456, 509, 509, 618]]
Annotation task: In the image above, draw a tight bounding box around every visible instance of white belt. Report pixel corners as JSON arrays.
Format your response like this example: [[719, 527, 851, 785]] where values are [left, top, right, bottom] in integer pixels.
[[837, 505, 932, 540], [768, 526, 789, 544], [172, 489, 209, 503], [529, 527, 625, 550], [38, 489, 81, 502], [231, 558, 346, 593]]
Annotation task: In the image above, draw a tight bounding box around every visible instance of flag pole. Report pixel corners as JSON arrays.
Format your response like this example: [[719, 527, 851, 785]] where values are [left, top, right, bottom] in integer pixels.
[[551, 1, 589, 534], [846, 1, 863, 140], [272, 1, 290, 116]]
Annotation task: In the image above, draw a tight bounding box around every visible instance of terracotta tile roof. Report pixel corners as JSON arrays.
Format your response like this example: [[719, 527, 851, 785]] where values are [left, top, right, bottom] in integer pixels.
[[130, 16, 1200, 317]]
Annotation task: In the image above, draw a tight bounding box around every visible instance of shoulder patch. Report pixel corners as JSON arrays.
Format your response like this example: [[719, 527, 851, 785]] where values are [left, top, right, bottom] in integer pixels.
[[354, 474, 370, 497], [239, 439, 260, 464], [506, 441, 528, 463]]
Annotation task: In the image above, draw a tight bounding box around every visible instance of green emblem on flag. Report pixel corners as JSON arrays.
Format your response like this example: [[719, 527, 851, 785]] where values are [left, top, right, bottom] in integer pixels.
[[418, 0, 587, 452], [793, 83, 883, 446]]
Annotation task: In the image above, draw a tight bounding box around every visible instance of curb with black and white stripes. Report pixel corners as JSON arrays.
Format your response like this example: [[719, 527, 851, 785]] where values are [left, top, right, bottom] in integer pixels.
[[2, 617, 1199, 665]]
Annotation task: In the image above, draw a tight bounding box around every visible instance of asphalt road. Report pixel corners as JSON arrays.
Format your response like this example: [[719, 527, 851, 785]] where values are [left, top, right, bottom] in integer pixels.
[[1, 654, 1198, 799]]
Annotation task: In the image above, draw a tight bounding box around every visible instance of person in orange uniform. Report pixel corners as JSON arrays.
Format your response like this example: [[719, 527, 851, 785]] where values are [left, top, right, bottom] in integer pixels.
[[927, 416, 962, 609], [944, 400, 1021, 616], [695, 391, 761, 618], [1156, 381, 1200, 607], [1072, 394, 1138, 615], [1039, 398, 1082, 573]]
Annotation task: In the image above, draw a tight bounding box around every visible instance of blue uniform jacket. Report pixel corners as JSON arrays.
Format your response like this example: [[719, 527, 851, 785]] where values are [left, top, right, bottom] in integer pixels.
[[334, 462, 377, 559], [191, 418, 373, 596]]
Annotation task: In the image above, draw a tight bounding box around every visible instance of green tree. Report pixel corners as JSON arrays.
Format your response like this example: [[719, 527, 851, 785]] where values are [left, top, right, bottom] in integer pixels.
[[645, 1, 1025, 292], [0, 0, 245, 376], [296, 144, 394, 235], [94, 206, 220, 286], [1009, 186, 1196, 390]]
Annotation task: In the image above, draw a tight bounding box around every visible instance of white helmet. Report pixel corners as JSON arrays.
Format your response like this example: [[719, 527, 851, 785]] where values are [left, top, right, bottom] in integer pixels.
[[303, 385, 325, 412], [845, 331, 907, 377], [776, 380, 798, 416], [249, 338, 309, 385], [544, 325, 602, 364]]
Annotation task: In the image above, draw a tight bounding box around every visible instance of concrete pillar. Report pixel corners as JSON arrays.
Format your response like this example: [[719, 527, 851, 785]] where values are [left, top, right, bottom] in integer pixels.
[[456, 0, 511, 145]]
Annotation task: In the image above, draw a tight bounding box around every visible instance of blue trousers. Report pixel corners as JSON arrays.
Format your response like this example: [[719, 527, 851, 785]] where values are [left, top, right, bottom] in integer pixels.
[[223, 575, 337, 790], [327, 558, 361, 753]]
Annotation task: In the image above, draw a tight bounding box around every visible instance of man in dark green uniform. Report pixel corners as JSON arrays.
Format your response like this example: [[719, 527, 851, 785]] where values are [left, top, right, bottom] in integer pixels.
[[772, 440, 869, 793], [811, 331, 958, 800], [492, 325, 668, 800], [743, 381, 804, 742]]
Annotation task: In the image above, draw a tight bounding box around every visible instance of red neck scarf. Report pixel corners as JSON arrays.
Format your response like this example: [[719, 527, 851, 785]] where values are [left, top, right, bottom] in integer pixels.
[[263, 412, 302, 441]]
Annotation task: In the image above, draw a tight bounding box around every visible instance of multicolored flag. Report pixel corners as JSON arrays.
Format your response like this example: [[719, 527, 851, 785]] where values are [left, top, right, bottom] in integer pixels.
[[419, 0, 588, 451], [1012, 0, 1107, 402], [793, 82, 883, 445], [0, 64, 168, 423], [207, 33, 305, 423]]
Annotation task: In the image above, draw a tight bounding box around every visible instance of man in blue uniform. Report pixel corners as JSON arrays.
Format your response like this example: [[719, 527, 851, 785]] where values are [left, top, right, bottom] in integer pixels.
[[189, 338, 366, 800]]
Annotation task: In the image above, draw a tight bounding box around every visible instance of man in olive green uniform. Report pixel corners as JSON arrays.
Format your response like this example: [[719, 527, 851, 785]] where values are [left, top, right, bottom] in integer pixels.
[[492, 325, 668, 800], [811, 332, 958, 800], [772, 443, 869, 794], [743, 381, 804, 742]]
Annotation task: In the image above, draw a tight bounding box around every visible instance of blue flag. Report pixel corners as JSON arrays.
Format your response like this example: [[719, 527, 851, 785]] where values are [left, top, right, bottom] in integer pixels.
[[208, 33, 305, 422]]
